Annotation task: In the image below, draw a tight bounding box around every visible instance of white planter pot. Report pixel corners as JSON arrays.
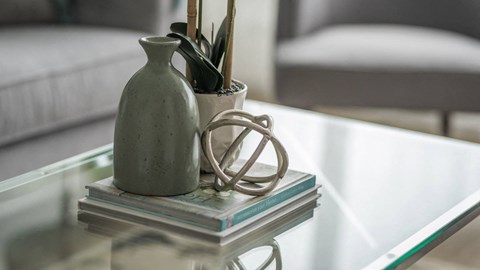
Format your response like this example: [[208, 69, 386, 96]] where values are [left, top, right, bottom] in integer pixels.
[[195, 81, 247, 172]]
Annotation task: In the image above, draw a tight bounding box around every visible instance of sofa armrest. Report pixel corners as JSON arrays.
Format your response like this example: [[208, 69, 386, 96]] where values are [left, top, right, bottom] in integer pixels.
[[72, 0, 182, 34], [277, 0, 480, 41], [277, 0, 331, 41]]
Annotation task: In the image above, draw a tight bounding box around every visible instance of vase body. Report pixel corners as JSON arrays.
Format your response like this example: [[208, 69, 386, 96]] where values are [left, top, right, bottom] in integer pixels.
[[195, 81, 247, 172], [113, 37, 200, 196]]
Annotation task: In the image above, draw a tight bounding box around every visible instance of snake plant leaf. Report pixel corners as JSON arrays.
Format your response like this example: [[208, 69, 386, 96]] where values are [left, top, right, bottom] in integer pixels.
[[167, 33, 223, 92], [170, 22, 188, 34], [211, 17, 227, 68], [170, 22, 212, 59]]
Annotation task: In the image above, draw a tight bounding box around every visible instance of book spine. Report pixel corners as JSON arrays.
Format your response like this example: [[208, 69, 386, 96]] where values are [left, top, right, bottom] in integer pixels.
[[87, 190, 222, 231], [88, 183, 221, 216], [86, 196, 225, 231], [228, 175, 316, 229]]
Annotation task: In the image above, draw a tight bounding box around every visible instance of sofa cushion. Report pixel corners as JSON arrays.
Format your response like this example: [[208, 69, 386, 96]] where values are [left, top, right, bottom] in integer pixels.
[[0, 25, 146, 146], [0, 0, 56, 24], [328, 0, 480, 40], [277, 0, 480, 43], [276, 25, 480, 110], [72, 0, 176, 35], [278, 24, 480, 73]]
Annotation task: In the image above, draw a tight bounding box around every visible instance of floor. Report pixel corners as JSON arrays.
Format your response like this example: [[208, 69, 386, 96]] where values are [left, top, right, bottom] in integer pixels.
[[313, 106, 480, 269]]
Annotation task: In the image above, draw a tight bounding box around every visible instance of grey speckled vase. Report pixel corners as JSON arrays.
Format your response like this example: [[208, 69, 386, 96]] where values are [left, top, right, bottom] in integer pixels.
[[113, 36, 200, 196]]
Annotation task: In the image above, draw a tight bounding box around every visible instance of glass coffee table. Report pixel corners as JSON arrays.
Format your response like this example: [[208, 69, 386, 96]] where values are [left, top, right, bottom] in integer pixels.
[[1, 101, 480, 270]]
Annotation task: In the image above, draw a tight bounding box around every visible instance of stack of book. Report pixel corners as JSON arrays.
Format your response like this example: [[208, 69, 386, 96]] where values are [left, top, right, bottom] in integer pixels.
[[78, 162, 320, 243]]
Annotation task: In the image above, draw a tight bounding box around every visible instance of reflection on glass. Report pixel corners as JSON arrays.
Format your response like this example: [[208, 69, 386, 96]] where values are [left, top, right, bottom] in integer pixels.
[[77, 202, 315, 270], [5, 178, 104, 270], [6, 225, 108, 270], [228, 240, 282, 270]]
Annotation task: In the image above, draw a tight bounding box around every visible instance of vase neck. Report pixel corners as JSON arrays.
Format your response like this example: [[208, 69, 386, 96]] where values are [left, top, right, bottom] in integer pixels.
[[139, 37, 180, 67]]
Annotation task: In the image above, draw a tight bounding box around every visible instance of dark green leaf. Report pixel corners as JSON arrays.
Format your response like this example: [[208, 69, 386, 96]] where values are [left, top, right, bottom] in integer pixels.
[[170, 22, 187, 34], [170, 22, 212, 59], [211, 17, 227, 68], [167, 33, 223, 92]]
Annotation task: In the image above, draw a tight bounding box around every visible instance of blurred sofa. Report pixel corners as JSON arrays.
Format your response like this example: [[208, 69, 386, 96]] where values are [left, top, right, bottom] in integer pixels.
[[276, 0, 480, 134], [0, 0, 181, 180]]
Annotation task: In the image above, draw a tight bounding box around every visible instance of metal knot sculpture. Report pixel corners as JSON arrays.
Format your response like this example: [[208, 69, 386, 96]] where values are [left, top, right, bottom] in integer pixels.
[[201, 109, 289, 196]]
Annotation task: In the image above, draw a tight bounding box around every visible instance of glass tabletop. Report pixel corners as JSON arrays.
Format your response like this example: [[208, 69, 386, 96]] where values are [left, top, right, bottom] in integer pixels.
[[1, 101, 480, 270]]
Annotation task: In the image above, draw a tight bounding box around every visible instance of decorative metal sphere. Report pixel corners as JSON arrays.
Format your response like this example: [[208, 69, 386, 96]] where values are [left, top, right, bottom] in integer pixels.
[[201, 109, 289, 196]]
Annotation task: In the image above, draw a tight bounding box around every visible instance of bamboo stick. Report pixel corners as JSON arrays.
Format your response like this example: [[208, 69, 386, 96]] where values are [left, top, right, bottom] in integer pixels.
[[222, 0, 235, 89], [186, 0, 197, 84], [187, 0, 197, 43]]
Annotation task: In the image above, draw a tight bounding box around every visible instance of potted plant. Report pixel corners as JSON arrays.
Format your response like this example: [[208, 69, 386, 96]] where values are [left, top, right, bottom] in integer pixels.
[[167, 0, 247, 172]]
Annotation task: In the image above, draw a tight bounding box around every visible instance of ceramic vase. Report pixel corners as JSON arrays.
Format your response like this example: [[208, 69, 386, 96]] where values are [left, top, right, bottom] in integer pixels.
[[195, 81, 247, 172], [113, 36, 200, 196]]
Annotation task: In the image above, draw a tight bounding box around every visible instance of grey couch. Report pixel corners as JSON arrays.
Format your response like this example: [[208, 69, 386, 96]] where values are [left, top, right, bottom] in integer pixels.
[[0, 0, 182, 180], [276, 0, 480, 134]]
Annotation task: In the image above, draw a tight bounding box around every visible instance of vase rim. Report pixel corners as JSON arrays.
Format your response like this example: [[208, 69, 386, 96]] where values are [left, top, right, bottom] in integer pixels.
[[139, 36, 180, 46]]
